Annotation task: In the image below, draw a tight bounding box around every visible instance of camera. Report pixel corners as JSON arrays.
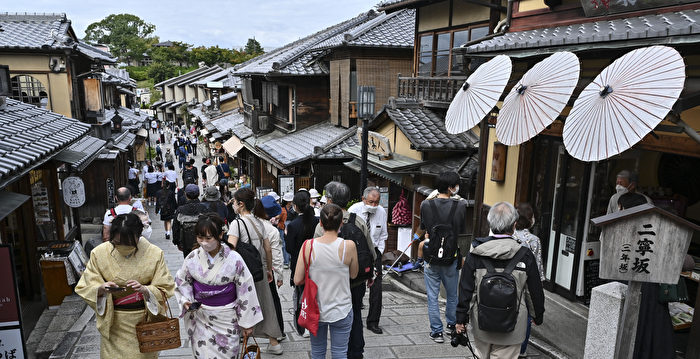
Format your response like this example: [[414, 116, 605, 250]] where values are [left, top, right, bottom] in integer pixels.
[[450, 331, 469, 347]]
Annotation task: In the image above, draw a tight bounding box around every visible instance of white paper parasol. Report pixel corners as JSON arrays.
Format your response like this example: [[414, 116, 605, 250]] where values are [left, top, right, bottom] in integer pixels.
[[496, 51, 580, 146], [563, 46, 686, 162], [445, 55, 512, 134]]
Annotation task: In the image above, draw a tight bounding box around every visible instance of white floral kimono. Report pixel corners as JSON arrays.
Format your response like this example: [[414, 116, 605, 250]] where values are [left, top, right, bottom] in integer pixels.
[[174, 245, 263, 358]]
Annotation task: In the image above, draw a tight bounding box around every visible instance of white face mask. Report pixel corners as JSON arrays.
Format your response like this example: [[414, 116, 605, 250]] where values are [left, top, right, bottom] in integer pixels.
[[615, 184, 627, 193], [365, 204, 378, 214], [238, 179, 244, 184], [141, 225, 152, 240], [198, 240, 219, 253], [451, 185, 460, 195]]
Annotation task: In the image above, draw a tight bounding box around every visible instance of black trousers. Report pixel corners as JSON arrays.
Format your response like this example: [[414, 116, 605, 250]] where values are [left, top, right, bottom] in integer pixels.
[[269, 278, 284, 335], [348, 284, 366, 359], [367, 249, 382, 327]]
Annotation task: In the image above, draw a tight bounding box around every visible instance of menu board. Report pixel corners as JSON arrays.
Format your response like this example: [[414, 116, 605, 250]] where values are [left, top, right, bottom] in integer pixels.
[[0, 329, 24, 359], [0, 246, 26, 358], [31, 183, 50, 224]]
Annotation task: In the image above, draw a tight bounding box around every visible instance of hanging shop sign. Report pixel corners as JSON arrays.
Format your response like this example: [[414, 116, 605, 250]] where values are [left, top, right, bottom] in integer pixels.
[[31, 183, 50, 224], [356, 129, 392, 158], [279, 175, 295, 197], [62, 177, 86, 208], [106, 178, 115, 208]]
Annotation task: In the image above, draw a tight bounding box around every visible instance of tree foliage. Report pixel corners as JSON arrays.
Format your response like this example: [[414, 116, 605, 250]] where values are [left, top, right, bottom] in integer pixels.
[[149, 41, 191, 66], [147, 62, 177, 83], [84, 14, 156, 63], [189, 46, 259, 66], [244, 38, 264, 56]]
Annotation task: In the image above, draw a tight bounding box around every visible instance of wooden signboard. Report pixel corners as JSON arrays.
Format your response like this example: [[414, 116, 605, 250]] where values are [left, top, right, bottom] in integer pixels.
[[356, 129, 392, 158], [591, 204, 698, 285], [83, 78, 102, 112], [0, 245, 27, 359], [491, 142, 507, 182]]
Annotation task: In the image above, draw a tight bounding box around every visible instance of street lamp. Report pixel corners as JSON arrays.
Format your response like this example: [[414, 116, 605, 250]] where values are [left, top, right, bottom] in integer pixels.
[[357, 86, 375, 190]]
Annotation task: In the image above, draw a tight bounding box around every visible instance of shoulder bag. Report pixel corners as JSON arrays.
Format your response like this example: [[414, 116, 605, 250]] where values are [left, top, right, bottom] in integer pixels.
[[135, 288, 181, 353], [236, 218, 264, 282], [297, 239, 320, 336]]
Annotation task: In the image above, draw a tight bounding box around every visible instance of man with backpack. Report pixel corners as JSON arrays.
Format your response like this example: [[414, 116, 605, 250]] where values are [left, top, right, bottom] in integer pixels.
[[313, 181, 376, 359], [102, 187, 148, 242], [418, 171, 468, 343], [455, 202, 545, 358], [172, 184, 209, 258], [181, 159, 199, 187]]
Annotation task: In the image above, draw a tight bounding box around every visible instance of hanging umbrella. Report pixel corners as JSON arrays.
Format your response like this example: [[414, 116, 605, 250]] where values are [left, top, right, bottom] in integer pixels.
[[445, 55, 512, 134], [496, 52, 580, 146], [563, 46, 686, 162]]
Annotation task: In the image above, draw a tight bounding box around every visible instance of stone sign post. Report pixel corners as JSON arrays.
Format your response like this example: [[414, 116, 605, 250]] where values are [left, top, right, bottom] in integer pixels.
[[591, 203, 700, 359]]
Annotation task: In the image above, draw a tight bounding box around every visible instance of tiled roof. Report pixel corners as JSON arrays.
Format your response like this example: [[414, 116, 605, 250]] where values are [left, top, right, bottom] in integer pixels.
[[54, 135, 106, 171], [420, 154, 479, 184], [110, 131, 136, 152], [315, 127, 359, 160], [150, 99, 165, 109], [464, 9, 700, 54], [193, 68, 240, 88], [202, 91, 237, 107], [256, 122, 353, 166], [231, 121, 254, 140], [0, 13, 73, 51], [312, 9, 415, 50], [154, 66, 215, 87], [76, 41, 117, 63], [0, 98, 90, 184], [235, 11, 377, 76], [105, 107, 149, 131], [174, 66, 223, 87], [377, 101, 477, 151], [104, 68, 135, 86], [210, 111, 244, 135]]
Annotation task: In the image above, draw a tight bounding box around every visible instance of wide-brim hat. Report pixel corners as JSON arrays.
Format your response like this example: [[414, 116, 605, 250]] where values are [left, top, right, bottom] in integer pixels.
[[282, 192, 294, 202], [203, 186, 221, 201], [308, 188, 320, 198]]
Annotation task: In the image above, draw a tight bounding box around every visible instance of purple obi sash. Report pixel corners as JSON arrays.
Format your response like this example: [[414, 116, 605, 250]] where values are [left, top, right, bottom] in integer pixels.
[[193, 281, 237, 307]]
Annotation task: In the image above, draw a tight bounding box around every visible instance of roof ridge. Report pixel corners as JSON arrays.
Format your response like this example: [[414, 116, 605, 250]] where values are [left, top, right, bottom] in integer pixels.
[[0, 12, 67, 21], [272, 10, 378, 70], [343, 11, 398, 43]]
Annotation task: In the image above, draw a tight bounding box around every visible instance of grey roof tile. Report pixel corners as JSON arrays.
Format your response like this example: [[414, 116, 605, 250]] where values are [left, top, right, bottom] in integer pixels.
[[0, 13, 72, 51], [154, 66, 217, 87], [465, 9, 700, 53], [210, 111, 244, 135], [235, 11, 377, 76], [76, 41, 117, 63], [316, 129, 359, 159], [105, 107, 149, 131], [313, 9, 415, 50], [0, 98, 90, 183], [256, 122, 352, 166], [379, 101, 476, 151], [54, 135, 106, 171]]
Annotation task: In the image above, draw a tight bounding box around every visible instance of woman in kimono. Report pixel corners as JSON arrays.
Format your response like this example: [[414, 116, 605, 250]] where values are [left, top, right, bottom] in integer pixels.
[[228, 187, 284, 354], [175, 213, 263, 358], [76, 212, 175, 358]]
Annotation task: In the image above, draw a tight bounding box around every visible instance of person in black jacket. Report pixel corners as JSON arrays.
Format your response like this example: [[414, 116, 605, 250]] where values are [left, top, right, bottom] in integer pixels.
[[172, 184, 209, 258], [455, 202, 545, 358], [285, 190, 318, 284]]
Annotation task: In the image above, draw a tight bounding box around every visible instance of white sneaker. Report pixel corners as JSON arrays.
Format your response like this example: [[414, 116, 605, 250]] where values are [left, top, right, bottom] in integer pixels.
[[302, 331, 310, 338], [266, 343, 283, 355]]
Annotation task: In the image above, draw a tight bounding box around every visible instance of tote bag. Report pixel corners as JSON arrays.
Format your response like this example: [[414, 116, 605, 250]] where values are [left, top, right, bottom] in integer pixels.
[[297, 239, 320, 336]]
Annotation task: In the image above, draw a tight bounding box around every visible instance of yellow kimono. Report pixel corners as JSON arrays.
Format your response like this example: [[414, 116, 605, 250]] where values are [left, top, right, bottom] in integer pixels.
[[75, 238, 175, 358]]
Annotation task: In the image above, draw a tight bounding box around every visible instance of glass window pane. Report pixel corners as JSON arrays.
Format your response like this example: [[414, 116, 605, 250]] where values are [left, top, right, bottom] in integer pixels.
[[453, 30, 470, 48], [437, 33, 450, 51], [470, 26, 489, 41], [434, 54, 450, 76], [420, 35, 433, 53], [419, 54, 432, 76]]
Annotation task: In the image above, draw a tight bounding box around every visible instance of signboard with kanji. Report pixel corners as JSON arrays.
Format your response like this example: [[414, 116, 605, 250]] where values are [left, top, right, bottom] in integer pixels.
[[592, 204, 699, 285], [0, 246, 26, 359]]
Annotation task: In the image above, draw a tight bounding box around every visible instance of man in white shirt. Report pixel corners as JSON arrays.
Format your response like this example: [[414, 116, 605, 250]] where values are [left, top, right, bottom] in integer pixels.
[[191, 135, 198, 156], [348, 187, 388, 335], [127, 163, 140, 195], [102, 187, 149, 241], [204, 158, 219, 188]]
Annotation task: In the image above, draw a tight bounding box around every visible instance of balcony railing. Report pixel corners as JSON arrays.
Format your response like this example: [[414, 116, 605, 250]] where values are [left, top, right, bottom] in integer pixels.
[[397, 75, 467, 107]]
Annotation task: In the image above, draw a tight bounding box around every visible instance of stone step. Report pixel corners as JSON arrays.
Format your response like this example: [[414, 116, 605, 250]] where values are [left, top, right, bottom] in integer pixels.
[[30, 294, 87, 359]]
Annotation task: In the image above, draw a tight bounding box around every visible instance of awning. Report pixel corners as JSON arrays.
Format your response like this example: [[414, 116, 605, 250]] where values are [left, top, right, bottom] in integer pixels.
[[150, 99, 166, 109], [0, 191, 31, 221], [344, 159, 405, 184], [222, 136, 245, 157], [117, 86, 136, 96], [53, 136, 107, 171]]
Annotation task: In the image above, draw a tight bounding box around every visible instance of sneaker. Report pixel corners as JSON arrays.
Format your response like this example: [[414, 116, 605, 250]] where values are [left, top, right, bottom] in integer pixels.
[[302, 331, 310, 338], [283, 263, 289, 269], [266, 343, 283, 355], [165, 234, 170, 240], [276, 334, 287, 342], [447, 324, 456, 336], [429, 332, 444, 343]]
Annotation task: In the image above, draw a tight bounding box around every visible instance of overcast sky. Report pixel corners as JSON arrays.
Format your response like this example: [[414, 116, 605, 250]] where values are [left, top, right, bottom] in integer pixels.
[[5, 0, 382, 49]]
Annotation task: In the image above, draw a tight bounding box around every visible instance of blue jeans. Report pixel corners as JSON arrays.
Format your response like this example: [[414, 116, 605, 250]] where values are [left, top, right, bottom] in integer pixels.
[[310, 310, 353, 359], [424, 261, 459, 335], [279, 228, 290, 265]]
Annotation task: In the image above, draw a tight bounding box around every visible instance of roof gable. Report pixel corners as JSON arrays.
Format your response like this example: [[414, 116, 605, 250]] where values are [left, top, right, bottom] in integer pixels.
[[0, 13, 74, 51], [312, 9, 415, 51]]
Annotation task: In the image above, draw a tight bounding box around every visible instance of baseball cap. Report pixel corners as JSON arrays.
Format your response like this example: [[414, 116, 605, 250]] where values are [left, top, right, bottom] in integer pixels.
[[308, 188, 320, 198], [185, 184, 199, 196], [282, 192, 294, 202], [261, 195, 282, 218]]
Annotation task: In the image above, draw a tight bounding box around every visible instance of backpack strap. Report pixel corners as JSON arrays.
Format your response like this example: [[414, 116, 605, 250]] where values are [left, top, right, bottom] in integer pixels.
[[110, 208, 117, 218], [428, 199, 458, 227], [480, 255, 496, 274], [348, 212, 357, 225], [504, 246, 529, 275]]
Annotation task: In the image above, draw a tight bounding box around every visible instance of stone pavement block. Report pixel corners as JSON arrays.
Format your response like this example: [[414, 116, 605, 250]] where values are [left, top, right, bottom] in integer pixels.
[[382, 322, 429, 335], [57, 300, 85, 316], [362, 346, 396, 358], [386, 314, 429, 325], [35, 333, 65, 357], [68, 307, 94, 333], [76, 334, 100, 346], [385, 306, 428, 316], [46, 315, 75, 333], [391, 343, 466, 358], [159, 346, 194, 356], [33, 308, 57, 331], [49, 331, 80, 359], [363, 333, 412, 347], [71, 344, 100, 355]]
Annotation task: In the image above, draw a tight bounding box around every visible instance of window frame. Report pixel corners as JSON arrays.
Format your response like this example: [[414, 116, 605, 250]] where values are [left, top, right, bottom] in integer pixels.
[[415, 23, 490, 77]]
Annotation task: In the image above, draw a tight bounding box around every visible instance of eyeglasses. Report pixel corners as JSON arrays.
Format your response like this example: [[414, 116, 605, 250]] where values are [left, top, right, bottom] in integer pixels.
[[196, 235, 216, 241]]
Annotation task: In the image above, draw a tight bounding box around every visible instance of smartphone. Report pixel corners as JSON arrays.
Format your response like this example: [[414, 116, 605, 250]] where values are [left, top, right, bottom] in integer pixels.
[[105, 286, 126, 292], [188, 302, 202, 311]]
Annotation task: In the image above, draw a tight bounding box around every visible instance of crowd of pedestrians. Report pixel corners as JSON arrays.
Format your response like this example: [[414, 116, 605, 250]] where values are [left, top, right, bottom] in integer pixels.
[[79, 157, 550, 359]]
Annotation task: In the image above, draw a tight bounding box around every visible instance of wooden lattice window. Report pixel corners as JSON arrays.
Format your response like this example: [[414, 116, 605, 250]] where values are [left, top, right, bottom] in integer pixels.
[[11, 75, 48, 107]]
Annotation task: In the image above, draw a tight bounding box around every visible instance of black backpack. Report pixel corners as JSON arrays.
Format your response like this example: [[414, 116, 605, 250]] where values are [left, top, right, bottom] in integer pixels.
[[235, 218, 264, 282], [177, 212, 200, 253], [477, 246, 528, 333], [182, 168, 196, 185], [339, 213, 374, 283], [424, 200, 460, 265]]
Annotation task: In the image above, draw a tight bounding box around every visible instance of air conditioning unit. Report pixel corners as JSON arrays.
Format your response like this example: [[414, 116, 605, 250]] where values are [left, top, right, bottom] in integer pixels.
[[258, 116, 269, 131]]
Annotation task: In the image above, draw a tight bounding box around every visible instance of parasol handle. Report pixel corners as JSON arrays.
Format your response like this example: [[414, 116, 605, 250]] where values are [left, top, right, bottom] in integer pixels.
[[599, 85, 613, 98], [516, 84, 527, 94], [462, 82, 470, 91]]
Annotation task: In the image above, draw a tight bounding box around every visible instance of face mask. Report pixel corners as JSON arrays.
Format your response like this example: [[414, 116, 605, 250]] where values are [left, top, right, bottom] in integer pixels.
[[615, 184, 627, 193], [199, 240, 219, 253], [141, 225, 152, 240], [451, 185, 460, 195], [238, 179, 244, 184], [365, 204, 378, 214], [114, 244, 136, 257]]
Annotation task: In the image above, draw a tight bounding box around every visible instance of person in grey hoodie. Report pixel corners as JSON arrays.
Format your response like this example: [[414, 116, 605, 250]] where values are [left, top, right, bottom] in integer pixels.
[[455, 202, 545, 359]]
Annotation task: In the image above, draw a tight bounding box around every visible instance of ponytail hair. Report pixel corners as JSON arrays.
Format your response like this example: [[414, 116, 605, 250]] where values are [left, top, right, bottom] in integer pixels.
[[293, 191, 316, 238], [252, 198, 267, 219]]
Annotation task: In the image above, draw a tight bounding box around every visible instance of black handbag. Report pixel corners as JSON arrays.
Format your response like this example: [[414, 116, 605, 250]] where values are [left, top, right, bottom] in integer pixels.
[[659, 277, 689, 303], [235, 218, 264, 282]]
